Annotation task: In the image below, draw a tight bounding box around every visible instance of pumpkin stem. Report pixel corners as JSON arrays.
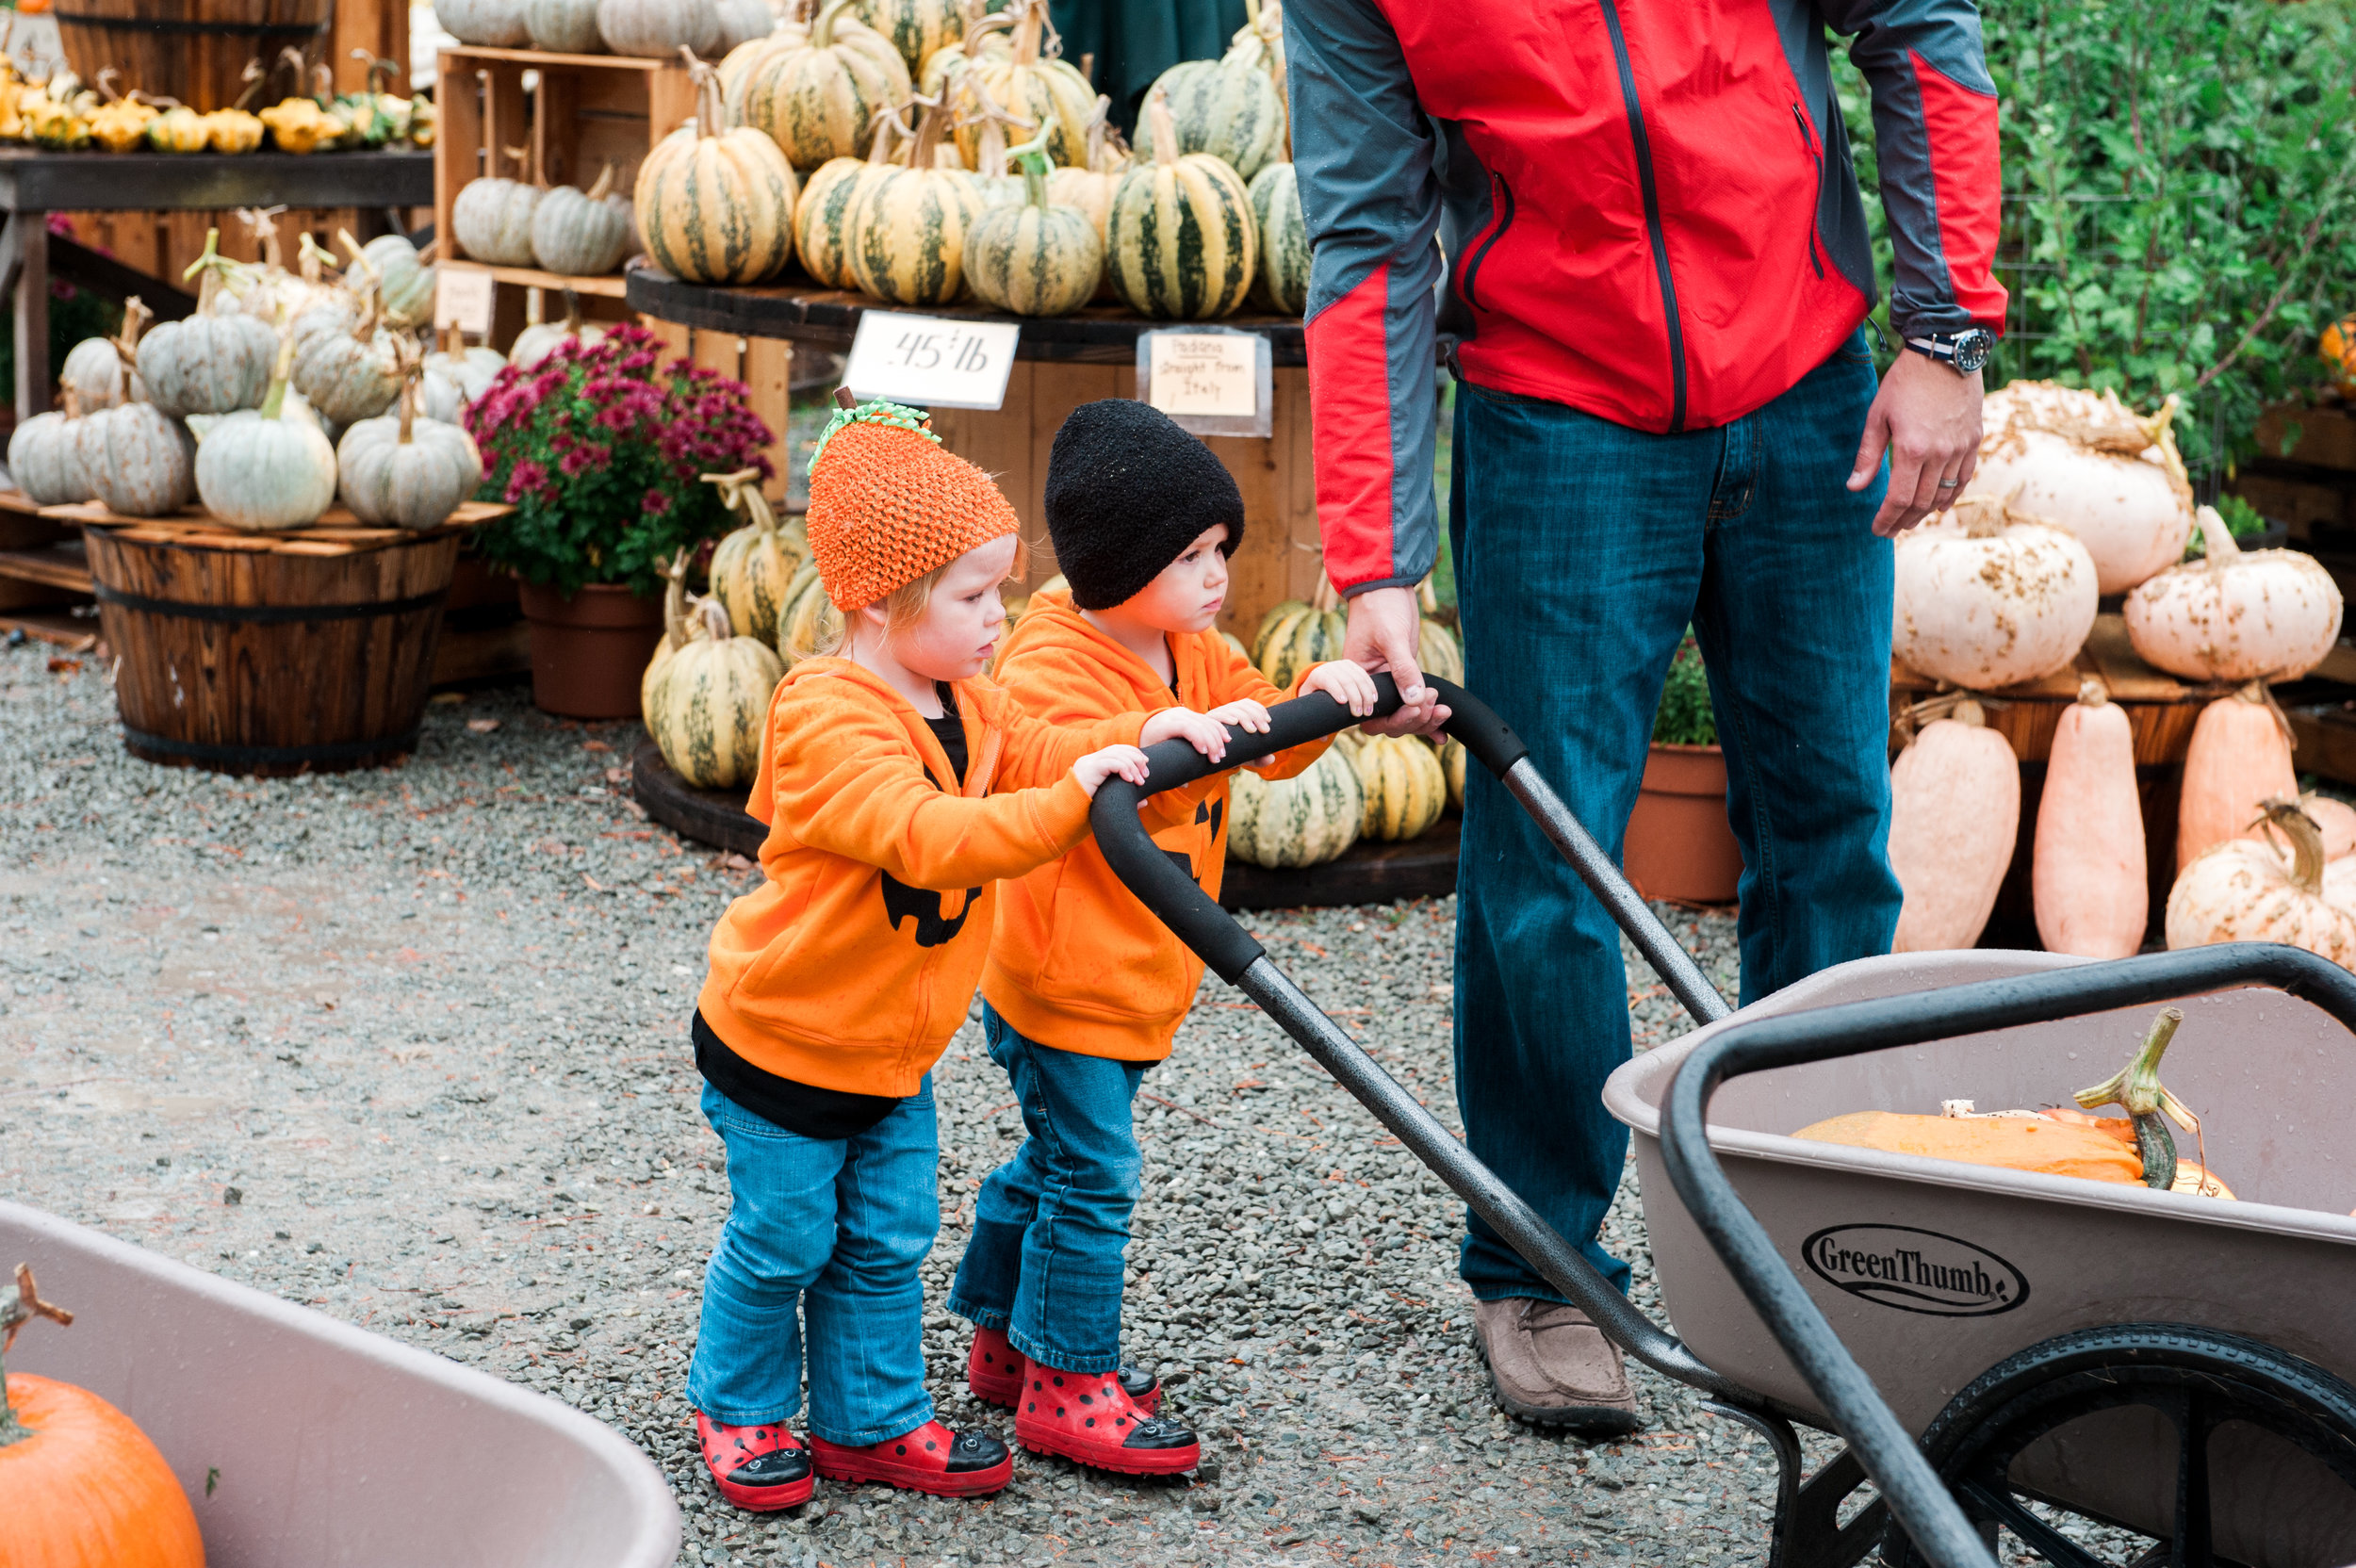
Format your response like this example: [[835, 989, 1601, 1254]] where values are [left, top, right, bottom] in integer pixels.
[[238, 204, 288, 270], [2072, 1006, 2195, 1192], [2251, 795, 2328, 895], [1145, 85, 1180, 168], [1008, 129, 1054, 205], [181, 226, 247, 318], [297, 229, 342, 285], [260, 333, 296, 421], [811, 0, 856, 53], [113, 293, 152, 356], [0, 1263, 74, 1449], [701, 466, 777, 535], [661, 549, 692, 652], [680, 49, 724, 139], [695, 594, 734, 644], [865, 104, 912, 162], [1012, 0, 1044, 65], [236, 55, 270, 114], [2078, 676, 2109, 709], [1952, 697, 1987, 728], [584, 161, 617, 204], [2191, 503, 2241, 565], [908, 92, 954, 170]]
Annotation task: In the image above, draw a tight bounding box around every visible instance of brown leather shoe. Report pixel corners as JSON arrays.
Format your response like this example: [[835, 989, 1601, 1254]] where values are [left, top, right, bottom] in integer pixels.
[[1471, 1297, 1641, 1435]]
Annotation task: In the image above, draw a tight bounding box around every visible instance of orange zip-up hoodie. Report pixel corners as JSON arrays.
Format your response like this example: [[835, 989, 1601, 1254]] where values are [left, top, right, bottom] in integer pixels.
[[697, 657, 1146, 1096], [982, 588, 1333, 1061]]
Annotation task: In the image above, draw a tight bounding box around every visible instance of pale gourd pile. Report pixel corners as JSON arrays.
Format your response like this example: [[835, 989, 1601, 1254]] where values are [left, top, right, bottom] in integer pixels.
[[1887, 380, 2350, 969], [448, 0, 1304, 320], [6, 222, 483, 535]]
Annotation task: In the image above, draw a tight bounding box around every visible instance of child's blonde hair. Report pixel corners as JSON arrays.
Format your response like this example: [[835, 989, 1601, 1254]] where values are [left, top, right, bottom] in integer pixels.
[[790, 539, 1029, 662]]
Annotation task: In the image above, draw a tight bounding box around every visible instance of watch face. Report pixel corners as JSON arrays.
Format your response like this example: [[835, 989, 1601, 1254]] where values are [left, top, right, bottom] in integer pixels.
[[1952, 329, 1995, 374]]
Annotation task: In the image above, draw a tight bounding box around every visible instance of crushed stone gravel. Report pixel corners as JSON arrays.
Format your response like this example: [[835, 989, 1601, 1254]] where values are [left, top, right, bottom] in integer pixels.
[[3, 645, 1822, 1566]]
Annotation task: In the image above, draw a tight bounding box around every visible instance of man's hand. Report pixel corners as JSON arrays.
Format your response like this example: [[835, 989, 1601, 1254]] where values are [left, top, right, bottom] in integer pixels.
[[1342, 585, 1451, 737], [1847, 349, 1984, 537]]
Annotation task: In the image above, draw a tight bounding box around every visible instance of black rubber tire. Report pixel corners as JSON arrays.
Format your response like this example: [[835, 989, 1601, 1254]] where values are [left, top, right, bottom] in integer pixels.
[[1885, 1323, 2356, 1568]]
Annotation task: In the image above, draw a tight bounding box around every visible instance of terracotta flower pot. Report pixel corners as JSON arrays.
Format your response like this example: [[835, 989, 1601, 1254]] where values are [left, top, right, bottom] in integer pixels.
[[1624, 743, 1743, 906], [518, 580, 665, 720]]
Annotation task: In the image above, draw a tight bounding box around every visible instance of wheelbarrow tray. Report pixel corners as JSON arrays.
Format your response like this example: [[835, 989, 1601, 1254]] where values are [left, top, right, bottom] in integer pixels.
[[0, 1200, 681, 1568], [1601, 949, 2356, 1565]]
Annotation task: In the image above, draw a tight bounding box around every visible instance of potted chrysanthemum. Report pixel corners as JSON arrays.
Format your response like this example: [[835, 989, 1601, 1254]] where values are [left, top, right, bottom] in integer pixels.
[[466, 323, 774, 718], [1625, 628, 1744, 905]]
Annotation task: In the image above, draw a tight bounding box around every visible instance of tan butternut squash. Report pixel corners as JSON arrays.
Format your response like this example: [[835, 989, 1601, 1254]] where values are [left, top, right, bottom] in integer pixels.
[[1889, 699, 2020, 953], [2176, 682, 2297, 871], [2032, 678, 2146, 958]]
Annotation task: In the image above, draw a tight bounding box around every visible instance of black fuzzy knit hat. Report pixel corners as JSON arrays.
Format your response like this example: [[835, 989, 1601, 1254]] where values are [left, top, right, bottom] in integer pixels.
[[1043, 400, 1244, 611]]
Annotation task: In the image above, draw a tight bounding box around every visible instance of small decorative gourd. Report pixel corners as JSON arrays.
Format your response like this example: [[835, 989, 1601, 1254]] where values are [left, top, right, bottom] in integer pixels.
[[1889, 698, 2020, 953], [1353, 732, 1448, 841], [289, 289, 402, 426], [1107, 87, 1257, 320], [638, 53, 801, 285], [793, 109, 907, 290], [2124, 503, 2344, 683], [946, 0, 1092, 169], [1045, 95, 1124, 299], [507, 293, 611, 369], [526, 0, 606, 51], [740, 0, 912, 171], [854, 0, 962, 75], [2177, 682, 2298, 871], [2168, 799, 2356, 971], [531, 163, 636, 276], [145, 101, 209, 153], [206, 106, 266, 153], [844, 100, 984, 306], [1247, 159, 1307, 316], [643, 549, 707, 717], [438, 0, 531, 45], [336, 364, 486, 531], [1891, 493, 2099, 690], [75, 398, 196, 517], [137, 230, 278, 417], [597, 0, 721, 58], [2032, 678, 2147, 959], [1227, 746, 1364, 869], [354, 230, 437, 328], [1252, 582, 1347, 691], [648, 596, 787, 788], [421, 326, 508, 424], [451, 146, 543, 267], [195, 336, 338, 531], [963, 133, 1102, 318], [59, 296, 149, 411], [702, 467, 808, 645], [8, 388, 95, 506], [1131, 34, 1286, 181]]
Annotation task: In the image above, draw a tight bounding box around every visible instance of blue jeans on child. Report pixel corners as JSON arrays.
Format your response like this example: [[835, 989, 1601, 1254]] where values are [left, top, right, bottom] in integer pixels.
[[685, 1078, 941, 1446], [946, 1005, 1146, 1374], [1448, 330, 1903, 1304]]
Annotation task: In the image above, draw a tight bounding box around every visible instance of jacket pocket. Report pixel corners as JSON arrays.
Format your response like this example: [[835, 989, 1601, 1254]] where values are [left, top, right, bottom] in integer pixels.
[[1458, 172, 1516, 313], [1792, 104, 1824, 281]]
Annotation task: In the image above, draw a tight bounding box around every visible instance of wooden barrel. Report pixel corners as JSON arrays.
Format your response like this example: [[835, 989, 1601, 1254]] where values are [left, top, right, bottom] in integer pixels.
[[84, 527, 457, 777], [55, 0, 330, 116]]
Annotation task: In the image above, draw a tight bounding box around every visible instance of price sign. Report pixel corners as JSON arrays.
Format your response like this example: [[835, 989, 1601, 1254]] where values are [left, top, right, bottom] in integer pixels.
[[843, 311, 1022, 411], [434, 267, 496, 335], [1137, 328, 1271, 437]]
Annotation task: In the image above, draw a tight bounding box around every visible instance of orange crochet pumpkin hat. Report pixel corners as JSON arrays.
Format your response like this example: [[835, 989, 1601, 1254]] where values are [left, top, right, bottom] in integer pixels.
[[804, 399, 1021, 612]]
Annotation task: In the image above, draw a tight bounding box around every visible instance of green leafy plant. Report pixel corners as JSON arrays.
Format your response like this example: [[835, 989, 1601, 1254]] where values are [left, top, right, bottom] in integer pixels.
[[1834, 0, 2356, 480], [1653, 629, 1717, 748]]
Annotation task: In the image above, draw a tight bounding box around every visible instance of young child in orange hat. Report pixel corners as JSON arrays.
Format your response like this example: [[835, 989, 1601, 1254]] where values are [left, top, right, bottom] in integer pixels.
[[685, 399, 1241, 1511], [949, 400, 1379, 1476]]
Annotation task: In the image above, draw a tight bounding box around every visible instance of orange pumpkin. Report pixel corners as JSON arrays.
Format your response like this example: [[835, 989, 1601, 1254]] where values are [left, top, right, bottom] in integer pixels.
[[1792, 1111, 2234, 1198], [2322, 315, 2356, 400]]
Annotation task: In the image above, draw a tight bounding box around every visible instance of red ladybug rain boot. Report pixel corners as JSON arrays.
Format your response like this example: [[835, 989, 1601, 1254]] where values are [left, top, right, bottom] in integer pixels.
[[808, 1419, 1014, 1497], [1013, 1364, 1199, 1476], [966, 1326, 1162, 1414], [695, 1411, 815, 1511]]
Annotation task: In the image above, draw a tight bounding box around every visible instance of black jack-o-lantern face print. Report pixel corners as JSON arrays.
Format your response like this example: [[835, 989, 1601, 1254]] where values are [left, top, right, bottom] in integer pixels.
[[879, 871, 984, 947]]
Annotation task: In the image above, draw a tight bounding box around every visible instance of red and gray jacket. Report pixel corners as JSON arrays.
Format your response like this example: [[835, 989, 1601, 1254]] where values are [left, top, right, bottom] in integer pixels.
[[1289, 0, 2007, 595]]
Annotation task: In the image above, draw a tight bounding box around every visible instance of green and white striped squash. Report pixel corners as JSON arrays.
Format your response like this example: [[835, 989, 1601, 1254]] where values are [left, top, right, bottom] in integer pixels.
[[649, 596, 786, 789], [853, 0, 961, 76], [1353, 732, 1447, 841], [1132, 52, 1286, 183], [532, 163, 636, 276], [1227, 746, 1363, 869], [794, 122, 905, 289], [777, 557, 845, 662], [1107, 88, 1255, 321], [195, 340, 336, 531], [1252, 596, 1347, 690], [742, 0, 911, 172], [1419, 617, 1463, 684], [137, 233, 275, 417], [1226, 0, 1286, 117], [948, 2, 1093, 169], [704, 470, 809, 645], [637, 60, 800, 285], [963, 145, 1101, 317], [919, 11, 1010, 99], [643, 551, 705, 719], [1442, 737, 1466, 811], [721, 26, 801, 111], [844, 105, 983, 306], [336, 382, 486, 531], [1247, 160, 1307, 316]]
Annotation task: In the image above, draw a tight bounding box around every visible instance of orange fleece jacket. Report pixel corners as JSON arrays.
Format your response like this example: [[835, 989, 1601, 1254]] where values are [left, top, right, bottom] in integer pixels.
[[982, 589, 1333, 1061], [698, 658, 1145, 1096]]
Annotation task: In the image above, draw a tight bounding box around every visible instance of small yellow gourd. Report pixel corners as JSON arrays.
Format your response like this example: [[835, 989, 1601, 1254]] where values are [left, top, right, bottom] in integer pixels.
[[145, 102, 209, 153], [260, 97, 342, 155], [205, 107, 266, 154]]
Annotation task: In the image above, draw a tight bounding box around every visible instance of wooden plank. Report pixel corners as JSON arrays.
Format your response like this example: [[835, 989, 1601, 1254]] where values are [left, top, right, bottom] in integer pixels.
[[438, 55, 485, 260], [645, 63, 699, 146], [0, 609, 100, 648], [692, 327, 743, 383], [430, 618, 532, 688], [484, 62, 531, 189], [2289, 705, 2356, 788], [0, 542, 92, 593], [535, 67, 584, 194]]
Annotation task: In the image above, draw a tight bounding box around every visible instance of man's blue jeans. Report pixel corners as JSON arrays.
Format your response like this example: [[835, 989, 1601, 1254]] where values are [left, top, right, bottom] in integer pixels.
[[1448, 331, 1902, 1302], [685, 1078, 941, 1445], [946, 1005, 1147, 1374]]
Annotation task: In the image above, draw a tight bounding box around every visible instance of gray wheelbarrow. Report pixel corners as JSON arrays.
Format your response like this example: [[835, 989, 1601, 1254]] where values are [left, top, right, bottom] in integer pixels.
[[0, 1200, 680, 1567], [1089, 674, 2356, 1568]]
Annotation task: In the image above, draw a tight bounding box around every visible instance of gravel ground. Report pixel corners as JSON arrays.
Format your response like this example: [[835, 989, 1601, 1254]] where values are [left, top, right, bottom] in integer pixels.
[[4, 643, 1850, 1566]]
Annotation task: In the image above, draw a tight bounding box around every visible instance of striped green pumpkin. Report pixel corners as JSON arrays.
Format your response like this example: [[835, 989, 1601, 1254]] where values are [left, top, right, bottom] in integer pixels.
[[777, 558, 847, 662], [705, 473, 810, 645], [741, 0, 911, 172], [1247, 160, 1308, 316], [1107, 90, 1255, 321], [965, 151, 1102, 317], [1252, 597, 1347, 690], [648, 597, 786, 790], [845, 106, 984, 305], [1353, 732, 1448, 841], [949, 6, 1095, 169], [635, 64, 799, 285], [1227, 747, 1363, 869], [853, 0, 962, 76], [1419, 617, 1464, 684], [794, 121, 904, 289], [1442, 737, 1467, 811], [1132, 55, 1286, 182]]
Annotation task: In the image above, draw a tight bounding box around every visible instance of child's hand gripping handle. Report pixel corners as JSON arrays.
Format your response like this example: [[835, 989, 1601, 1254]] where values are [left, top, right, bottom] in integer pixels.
[[1088, 675, 1524, 983]]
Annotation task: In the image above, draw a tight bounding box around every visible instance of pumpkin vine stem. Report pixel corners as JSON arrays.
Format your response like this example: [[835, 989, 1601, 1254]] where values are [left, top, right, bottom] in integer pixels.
[[679, 48, 724, 139], [701, 467, 777, 535], [2073, 1006, 2199, 1191], [0, 1263, 74, 1448], [182, 226, 248, 318], [259, 334, 297, 422]]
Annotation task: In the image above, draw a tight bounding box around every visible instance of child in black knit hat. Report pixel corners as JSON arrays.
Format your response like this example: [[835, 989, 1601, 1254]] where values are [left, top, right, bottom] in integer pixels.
[[945, 400, 1377, 1475]]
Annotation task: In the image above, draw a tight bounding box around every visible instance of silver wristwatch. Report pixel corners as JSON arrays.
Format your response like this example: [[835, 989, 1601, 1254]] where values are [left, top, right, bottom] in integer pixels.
[[1905, 327, 1996, 375]]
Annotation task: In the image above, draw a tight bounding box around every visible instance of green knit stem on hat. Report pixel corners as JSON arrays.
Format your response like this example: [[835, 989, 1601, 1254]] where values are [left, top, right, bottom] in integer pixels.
[[810, 399, 941, 477]]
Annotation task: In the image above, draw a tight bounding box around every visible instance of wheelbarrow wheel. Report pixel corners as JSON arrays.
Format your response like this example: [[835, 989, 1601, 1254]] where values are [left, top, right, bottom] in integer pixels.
[[1885, 1323, 2356, 1568]]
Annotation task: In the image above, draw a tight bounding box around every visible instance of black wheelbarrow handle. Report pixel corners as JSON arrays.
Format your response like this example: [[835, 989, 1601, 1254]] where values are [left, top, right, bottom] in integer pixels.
[[1089, 674, 1740, 1400], [1663, 941, 2356, 1568]]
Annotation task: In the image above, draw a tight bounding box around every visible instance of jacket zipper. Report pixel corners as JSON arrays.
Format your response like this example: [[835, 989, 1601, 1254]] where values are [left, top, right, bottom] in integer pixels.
[[1792, 104, 1824, 280], [1460, 172, 1515, 313], [1594, 0, 1688, 433]]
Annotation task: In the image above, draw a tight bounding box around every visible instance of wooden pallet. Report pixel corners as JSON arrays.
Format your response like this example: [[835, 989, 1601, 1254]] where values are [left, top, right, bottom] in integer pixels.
[[40, 500, 507, 557]]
